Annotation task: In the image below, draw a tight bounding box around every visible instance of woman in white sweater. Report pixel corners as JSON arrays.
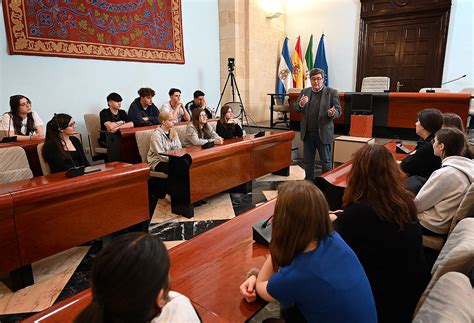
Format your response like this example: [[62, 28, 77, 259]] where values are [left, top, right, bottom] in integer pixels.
[[147, 111, 182, 173], [415, 127, 474, 235]]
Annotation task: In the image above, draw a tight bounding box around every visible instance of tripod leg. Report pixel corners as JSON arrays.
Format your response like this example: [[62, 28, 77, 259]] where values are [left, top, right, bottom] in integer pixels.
[[217, 73, 232, 114]]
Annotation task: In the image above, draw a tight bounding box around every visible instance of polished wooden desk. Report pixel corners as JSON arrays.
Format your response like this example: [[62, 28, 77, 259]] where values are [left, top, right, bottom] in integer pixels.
[[165, 131, 294, 218], [23, 199, 276, 323], [322, 141, 415, 187], [0, 139, 44, 176], [106, 124, 159, 164], [106, 120, 218, 164], [317, 142, 415, 210], [0, 192, 20, 274], [0, 162, 151, 290], [289, 92, 470, 134]]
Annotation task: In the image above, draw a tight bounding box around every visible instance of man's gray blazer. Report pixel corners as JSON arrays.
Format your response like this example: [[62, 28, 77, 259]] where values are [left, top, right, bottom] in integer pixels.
[[294, 86, 341, 144]]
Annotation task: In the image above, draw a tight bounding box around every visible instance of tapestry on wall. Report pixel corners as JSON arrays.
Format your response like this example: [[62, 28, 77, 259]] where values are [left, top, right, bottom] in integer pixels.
[[2, 0, 184, 64]]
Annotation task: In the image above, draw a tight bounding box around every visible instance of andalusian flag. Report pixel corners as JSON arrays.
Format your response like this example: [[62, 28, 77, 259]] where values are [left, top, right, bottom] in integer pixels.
[[277, 37, 293, 97], [314, 34, 329, 86], [291, 36, 304, 88], [303, 34, 314, 88]]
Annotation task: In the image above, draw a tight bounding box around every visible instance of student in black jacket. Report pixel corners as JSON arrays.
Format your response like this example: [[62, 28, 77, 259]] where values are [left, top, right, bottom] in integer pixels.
[[333, 144, 429, 323], [42, 114, 90, 173], [128, 87, 160, 127], [400, 108, 443, 189], [216, 104, 243, 139]]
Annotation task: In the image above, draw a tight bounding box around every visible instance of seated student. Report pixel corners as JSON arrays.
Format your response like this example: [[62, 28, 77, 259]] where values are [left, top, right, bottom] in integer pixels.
[[216, 104, 243, 139], [42, 114, 90, 173], [240, 181, 377, 323], [128, 87, 160, 127], [148, 112, 182, 174], [160, 88, 190, 122], [333, 144, 429, 323], [415, 127, 474, 236], [75, 232, 199, 323], [183, 108, 223, 147], [442, 112, 474, 158], [184, 90, 213, 119], [400, 108, 443, 192], [98, 92, 134, 147], [1, 95, 44, 141]]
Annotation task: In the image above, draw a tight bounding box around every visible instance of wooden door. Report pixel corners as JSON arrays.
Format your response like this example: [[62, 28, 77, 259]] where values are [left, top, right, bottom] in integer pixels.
[[356, 0, 451, 92]]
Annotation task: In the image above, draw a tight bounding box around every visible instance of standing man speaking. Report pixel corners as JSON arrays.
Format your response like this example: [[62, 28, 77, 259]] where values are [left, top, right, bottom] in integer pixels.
[[295, 68, 341, 180]]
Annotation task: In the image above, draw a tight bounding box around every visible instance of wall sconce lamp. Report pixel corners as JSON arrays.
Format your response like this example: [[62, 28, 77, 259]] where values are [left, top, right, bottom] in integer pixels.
[[261, 0, 283, 19], [266, 11, 283, 19]]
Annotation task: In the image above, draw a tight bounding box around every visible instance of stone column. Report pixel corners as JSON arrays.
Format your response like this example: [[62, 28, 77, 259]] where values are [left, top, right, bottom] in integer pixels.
[[218, 0, 285, 123]]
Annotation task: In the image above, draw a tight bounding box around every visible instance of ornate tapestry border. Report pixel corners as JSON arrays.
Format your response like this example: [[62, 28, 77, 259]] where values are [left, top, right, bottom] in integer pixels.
[[2, 0, 185, 64]]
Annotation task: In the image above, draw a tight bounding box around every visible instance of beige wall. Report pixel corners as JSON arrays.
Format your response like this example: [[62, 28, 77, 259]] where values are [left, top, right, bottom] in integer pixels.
[[219, 0, 285, 122]]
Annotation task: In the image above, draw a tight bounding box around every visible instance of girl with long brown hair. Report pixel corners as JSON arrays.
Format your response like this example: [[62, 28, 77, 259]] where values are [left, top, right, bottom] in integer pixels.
[[216, 105, 243, 139], [182, 108, 223, 147], [240, 181, 377, 322], [334, 144, 429, 323]]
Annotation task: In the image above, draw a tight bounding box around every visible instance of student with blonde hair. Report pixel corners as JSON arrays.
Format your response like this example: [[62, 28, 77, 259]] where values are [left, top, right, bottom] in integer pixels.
[[240, 181, 377, 322], [147, 111, 182, 174]]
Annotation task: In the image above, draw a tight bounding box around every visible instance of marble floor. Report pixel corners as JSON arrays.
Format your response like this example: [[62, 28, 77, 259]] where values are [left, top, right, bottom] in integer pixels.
[[0, 163, 311, 323]]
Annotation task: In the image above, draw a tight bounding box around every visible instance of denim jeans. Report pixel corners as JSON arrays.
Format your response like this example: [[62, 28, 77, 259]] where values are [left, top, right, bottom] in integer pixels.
[[303, 131, 332, 180]]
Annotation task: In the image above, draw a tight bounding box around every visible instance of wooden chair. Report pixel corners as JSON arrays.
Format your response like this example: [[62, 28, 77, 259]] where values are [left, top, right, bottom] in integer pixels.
[[361, 77, 390, 92], [415, 218, 474, 315], [413, 272, 474, 322], [423, 183, 474, 250], [135, 129, 167, 179], [0, 146, 33, 183], [267, 89, 298, 129], [36, 142, 51, 175], [84, 114, 107, 161]]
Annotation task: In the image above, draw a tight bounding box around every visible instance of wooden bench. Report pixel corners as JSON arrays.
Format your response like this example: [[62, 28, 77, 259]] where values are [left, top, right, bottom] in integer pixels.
[[106, 120, 218, 164], [164, 131, 294, 218], [0, 162, 150, 290], [23, 199, 276, 322]]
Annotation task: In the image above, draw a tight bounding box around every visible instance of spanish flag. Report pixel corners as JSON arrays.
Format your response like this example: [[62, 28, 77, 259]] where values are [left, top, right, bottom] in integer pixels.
[[291, 36, 304, 88]]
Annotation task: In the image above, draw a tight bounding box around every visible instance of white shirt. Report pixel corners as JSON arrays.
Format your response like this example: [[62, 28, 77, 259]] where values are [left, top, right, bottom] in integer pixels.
[[160, 101, 186, 122], [0, 111, 44, 135], [151, 291, 200, 323]]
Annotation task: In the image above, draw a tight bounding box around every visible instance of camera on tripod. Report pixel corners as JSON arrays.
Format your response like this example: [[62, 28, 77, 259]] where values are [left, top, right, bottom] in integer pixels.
[[227, 57, 235, 72]]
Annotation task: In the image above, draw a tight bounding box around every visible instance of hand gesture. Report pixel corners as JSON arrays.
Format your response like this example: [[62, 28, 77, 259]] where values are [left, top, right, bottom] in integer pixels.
[[300, 95, 309, 106], [227, 118, 236, 124], [327, 106, 337, 117], [215, 137, 224, 145], [240, 276, 257, 303]]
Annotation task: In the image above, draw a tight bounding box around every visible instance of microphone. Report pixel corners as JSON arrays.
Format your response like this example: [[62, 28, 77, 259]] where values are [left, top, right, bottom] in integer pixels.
[[427, 74, 467, 92], [53, 114, 85, 178], [252, 214, 273, 246], [442, 74, 466, 86], [1, 112, 18, 143]]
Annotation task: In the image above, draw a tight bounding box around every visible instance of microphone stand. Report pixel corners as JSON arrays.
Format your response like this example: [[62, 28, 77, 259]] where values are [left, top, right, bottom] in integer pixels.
[[427, 74, 467, 93]]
